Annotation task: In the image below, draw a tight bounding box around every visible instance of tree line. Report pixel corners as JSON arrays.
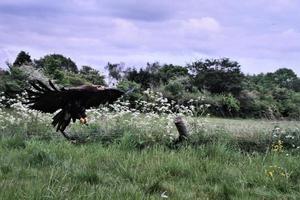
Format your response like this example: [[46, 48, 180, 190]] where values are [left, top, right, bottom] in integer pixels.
[[1, 51, 300, 119]]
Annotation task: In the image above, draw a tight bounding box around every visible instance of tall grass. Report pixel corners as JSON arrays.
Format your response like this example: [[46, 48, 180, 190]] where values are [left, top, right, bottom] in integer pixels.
[[1, 135, 300, 199], [1, 91, 300, 199]]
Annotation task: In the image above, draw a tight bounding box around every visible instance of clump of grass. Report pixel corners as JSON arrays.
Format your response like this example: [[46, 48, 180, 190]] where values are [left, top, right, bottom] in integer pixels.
[[0, 164, 12, 175], [143, 179, 168, 195], [25, 147, 54, 167], [1, 135, 26, 149], [73, 170, 99, 185]]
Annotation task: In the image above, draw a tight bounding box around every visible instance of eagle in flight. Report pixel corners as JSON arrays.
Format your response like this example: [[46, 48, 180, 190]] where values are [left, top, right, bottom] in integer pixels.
[[25, 80, 125, 141]]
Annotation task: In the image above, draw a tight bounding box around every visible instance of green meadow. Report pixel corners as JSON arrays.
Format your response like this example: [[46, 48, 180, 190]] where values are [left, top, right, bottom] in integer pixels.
[[1, 115, 300, 200]]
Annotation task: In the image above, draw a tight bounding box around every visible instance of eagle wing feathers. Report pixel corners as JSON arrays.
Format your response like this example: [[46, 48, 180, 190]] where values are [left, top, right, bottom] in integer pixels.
[[25, 80, 124, 113]]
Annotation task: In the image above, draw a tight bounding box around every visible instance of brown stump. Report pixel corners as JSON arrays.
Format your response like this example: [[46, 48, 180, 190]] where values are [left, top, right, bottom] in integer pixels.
[[174, 116, 189, 144]]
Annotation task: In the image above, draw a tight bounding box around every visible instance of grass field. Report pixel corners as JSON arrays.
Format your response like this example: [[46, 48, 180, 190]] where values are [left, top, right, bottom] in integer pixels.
[[1, 97, 300, 199], [1, 136, 300, 200], [1, 111, 300, 199]]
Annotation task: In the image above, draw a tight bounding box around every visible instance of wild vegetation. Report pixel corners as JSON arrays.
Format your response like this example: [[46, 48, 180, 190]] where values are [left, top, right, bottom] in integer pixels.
[[2, 135, 300, 200], [1, 51, 300, 119], [1, 88, 300, 199], [0, 51, 300, 199]]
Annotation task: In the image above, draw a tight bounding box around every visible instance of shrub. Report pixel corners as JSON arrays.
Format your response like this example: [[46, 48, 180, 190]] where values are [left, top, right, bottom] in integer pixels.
[[164, 78, 185, 98], [117, 80, 143, 104]]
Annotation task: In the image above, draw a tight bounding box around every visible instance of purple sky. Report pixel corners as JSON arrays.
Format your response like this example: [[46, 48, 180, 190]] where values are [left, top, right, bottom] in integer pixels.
[[0, 0, 299, 75]]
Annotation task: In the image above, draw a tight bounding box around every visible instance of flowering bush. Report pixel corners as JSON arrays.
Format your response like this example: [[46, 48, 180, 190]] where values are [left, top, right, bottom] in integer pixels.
[[271, 126, 300, 151], [0, 89, 210, 143], [1, 88, 299, 151]]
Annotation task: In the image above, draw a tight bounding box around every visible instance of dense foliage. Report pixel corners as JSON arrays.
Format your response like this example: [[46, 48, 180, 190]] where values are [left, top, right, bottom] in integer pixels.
[[188, 58, 244, 96], [0, 51, 299, 119]]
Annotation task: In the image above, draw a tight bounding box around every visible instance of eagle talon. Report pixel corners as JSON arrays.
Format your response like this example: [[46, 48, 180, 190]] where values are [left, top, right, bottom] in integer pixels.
[[80, 117, 88, 125], [71, 140, 78, 144]]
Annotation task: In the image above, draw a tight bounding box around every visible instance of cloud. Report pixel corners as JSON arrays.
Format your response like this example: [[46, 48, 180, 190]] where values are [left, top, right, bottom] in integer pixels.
[[184, 17, 221, 32], [267, 0, 296, 12], [0, 0, 299, 75], [99, 0, 176, 21]]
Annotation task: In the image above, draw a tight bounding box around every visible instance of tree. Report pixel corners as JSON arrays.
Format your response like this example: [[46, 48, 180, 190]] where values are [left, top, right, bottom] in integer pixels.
[[0, 68, 8, 92], [0, 68, 7, 76], [117, 80, 142, 103], [124, 62, 170, 89], [34, 54, 78, 74], [246, 68, 298, 92], [3, 66, 29, 93], [124, 63, 190, 90], [272, 68, 297, 89], [125, 67, 160, 89], [13, 51, 32, 67], [188, 58, 244, 95], [105, 63, 124, 84], [292, 78, 300, 92], [145, 62, 160, 74], [79, 65, 106, 85], [248, 73, 277, 92], [158, 64, 189, 84], [164, 77, 186, 98], [80, 66, 94, 75]]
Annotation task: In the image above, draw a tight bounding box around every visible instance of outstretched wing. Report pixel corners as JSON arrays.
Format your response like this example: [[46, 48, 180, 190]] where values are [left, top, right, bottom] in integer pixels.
[[25, 80, 125, 113], [85, 88, 125, 109], [25, 80, 70, 113]]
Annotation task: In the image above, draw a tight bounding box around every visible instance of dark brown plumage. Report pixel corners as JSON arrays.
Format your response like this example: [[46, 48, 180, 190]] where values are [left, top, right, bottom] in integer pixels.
[[25, 80, 124, 141]]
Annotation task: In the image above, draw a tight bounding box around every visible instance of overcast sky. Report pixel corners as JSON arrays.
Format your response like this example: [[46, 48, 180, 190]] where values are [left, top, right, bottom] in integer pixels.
[[0, 0, 299, 75]]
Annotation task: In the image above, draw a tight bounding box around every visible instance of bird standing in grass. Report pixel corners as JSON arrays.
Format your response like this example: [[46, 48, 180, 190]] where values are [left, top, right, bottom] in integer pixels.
[[25, 80, 125, 142]]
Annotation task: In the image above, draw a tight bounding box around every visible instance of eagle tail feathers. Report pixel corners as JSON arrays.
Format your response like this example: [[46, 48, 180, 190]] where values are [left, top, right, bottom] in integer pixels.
[[52, 111, 71, 132]]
